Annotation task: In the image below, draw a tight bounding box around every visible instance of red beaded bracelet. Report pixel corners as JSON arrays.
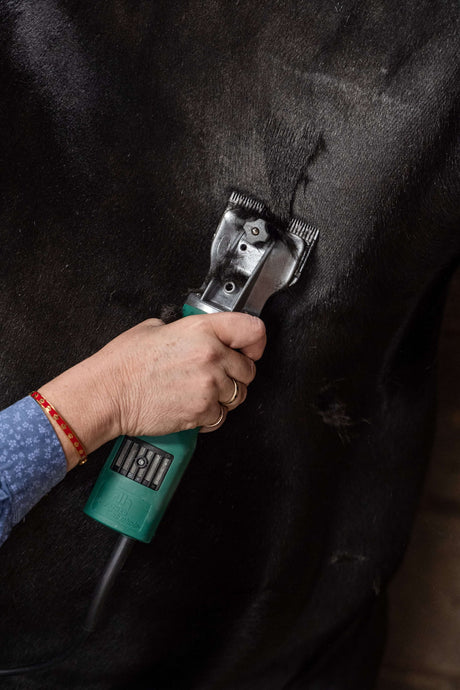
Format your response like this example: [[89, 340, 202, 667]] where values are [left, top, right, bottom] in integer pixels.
[[30, 391, 88, 465]]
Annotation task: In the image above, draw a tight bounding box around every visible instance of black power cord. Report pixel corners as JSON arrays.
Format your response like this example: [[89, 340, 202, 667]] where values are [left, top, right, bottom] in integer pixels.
[[0, 534, 135, 677]]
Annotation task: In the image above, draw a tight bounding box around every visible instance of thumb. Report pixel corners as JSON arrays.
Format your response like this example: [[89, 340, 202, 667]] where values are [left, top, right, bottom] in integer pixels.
[[206, 312, 266, 360]]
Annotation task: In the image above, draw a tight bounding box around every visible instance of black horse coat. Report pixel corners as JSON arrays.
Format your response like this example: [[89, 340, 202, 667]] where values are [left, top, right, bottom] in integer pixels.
[[0, 1, 459, 688]]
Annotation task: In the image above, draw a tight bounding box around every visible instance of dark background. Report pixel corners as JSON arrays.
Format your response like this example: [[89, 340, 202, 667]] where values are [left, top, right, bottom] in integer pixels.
[[0, 2, 458, 687], [378, 271, 460, 690]]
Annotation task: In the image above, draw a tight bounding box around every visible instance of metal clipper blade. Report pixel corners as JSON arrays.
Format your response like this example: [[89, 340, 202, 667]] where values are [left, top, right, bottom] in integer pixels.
[[286, 217, 319, 286], [228, 191, 268, 216], [185, 196, 319, 316]]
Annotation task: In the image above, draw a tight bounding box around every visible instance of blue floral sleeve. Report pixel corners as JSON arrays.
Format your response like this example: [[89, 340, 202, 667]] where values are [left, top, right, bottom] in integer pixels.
[[0, 396, 67, 546]]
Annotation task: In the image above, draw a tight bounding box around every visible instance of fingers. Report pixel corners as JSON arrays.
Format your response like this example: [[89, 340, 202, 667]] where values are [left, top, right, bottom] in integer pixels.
[[198, 374, 247, 433], [96, 312, 265, 439], [220, 378, 247, 410], [205, 312, 266, 361], [199, 403, 228, 434], [184, 313, 264, 433], [219, 346, 255, 386], [198, 373, 247, 433]]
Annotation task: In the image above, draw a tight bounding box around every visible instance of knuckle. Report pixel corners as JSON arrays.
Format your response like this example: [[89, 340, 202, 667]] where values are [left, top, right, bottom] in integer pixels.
[[200, 372, 217, 396], [195, 391, 215, 417], [189, 314, 210, 332], [182, 416, 199, 431], [201, 342, 220, 364], [195, 398, 210, 417], [143, 317, 164, 328]]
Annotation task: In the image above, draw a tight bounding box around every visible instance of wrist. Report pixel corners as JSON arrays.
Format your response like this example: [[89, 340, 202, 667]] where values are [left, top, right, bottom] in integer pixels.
[[39, 354, 120, 471]]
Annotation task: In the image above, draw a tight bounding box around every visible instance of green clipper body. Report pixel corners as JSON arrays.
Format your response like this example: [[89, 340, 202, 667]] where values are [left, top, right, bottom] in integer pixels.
[[84, 192, 318, 543], [84, 305, 203, 543], [83, 427, 199, 543]]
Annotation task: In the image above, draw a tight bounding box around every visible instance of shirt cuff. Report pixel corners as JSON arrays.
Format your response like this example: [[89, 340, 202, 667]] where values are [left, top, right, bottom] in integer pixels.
[[0, 396, 67, 540]]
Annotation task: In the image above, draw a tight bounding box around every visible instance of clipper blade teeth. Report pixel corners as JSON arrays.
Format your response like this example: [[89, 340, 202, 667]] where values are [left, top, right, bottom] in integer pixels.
[[287, 217, 319, 245], [228, 191, 268, 217]]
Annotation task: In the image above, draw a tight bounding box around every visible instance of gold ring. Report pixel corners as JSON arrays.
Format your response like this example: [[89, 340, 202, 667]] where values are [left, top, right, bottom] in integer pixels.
[[205, 404, 225, 428], [221, 378, 239, 406]]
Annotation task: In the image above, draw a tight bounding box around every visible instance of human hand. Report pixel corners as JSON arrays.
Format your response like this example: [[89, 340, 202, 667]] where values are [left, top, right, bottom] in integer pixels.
[[40, 313, 266, 470], [95, 312, 266, 437]]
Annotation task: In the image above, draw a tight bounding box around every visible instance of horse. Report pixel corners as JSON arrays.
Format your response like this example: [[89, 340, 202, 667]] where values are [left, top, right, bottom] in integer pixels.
[[0, 1, 458, 687]]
